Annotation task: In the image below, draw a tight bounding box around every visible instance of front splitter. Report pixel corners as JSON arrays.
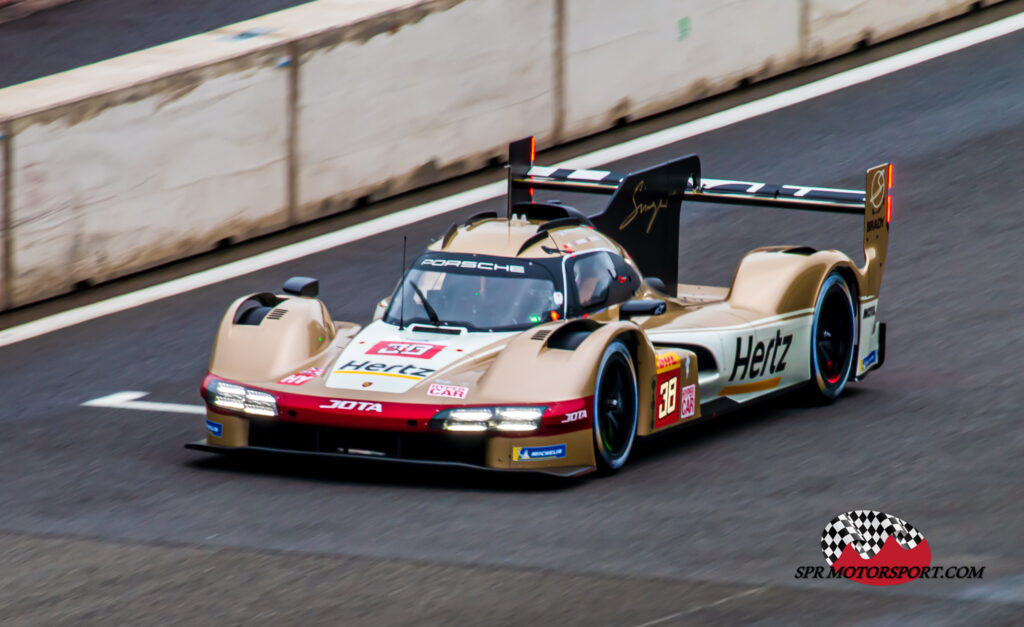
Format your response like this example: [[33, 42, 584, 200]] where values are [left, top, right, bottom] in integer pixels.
[[185, 441, 594, 478]]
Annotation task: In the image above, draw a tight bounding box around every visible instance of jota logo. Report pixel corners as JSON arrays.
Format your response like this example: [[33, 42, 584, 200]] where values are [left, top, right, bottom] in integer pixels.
[[729, 331, 792, 381], [562, 409, 587, 423], [319, 399, 383, 412]]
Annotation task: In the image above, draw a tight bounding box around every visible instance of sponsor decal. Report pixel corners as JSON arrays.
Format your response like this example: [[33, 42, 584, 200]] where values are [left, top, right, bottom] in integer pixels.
[[794, 510, 985, 586], [866, 217, 885, 233], [620, 180, 669, 233], [427, 383, 469, 399], [319, 399, 383, 413], [562, 409, 587, 424], [679, 384, 696, 419], [729, 331, 792, 381], [205, 419, 223, 437], [869, 170, 886, 214], [656, 350, 681, 373], [861, 350, 878, 369], [655, 351, 684, 428], [657, 376, 679, 425], [367, 341, 444, 359], [420, 258, 525, 274], [334, 360, 434, 380], [863, 306, 876, 319], [512, 444, 567, 461], [278, 367, 325, 386]]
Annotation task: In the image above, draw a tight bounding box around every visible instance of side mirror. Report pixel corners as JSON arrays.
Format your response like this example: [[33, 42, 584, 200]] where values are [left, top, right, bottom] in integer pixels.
[[619, 299, 666, 321], [645, 277, 667, 294], [283, 276, 319, 298], [373, 296, 391, 321]]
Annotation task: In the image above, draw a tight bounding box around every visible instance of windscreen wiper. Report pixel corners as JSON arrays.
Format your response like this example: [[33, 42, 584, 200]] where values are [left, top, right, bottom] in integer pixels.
[[408, 281, 442, 327]]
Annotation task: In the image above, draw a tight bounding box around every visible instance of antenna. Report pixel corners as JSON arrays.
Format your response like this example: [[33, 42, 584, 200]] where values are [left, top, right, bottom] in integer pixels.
[[399, 235, 407, 330]]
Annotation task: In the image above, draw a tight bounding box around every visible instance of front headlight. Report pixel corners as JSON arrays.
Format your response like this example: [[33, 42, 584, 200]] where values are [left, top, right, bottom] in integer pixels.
[[434, 406, 546, 432], [490, 407, 545, 431], [207, 380, 278, 417], [443, 408, 492, 432]]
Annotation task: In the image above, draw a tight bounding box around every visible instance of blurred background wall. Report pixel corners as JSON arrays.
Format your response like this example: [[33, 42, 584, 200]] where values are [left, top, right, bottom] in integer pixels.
[[0, 0, 1006, 309]]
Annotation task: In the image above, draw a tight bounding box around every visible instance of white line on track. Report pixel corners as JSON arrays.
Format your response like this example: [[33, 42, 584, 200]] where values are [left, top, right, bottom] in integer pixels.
[[82, 391, 206, 415], [3, 11, 1024, 350], [632, 586, 766, 626]]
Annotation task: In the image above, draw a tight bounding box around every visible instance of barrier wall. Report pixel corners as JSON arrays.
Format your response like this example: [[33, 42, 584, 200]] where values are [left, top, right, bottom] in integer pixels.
[[5, 47, 292, 306], [805, 0, 983, 60], [1, 126, 8, 310], [562, 0, 802, 139], [0, 0, 1006, 309], [294, 0, 555, 220]]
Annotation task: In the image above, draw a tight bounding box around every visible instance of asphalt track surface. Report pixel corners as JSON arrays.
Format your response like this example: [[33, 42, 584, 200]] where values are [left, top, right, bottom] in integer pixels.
[[3, 17, 1024, 627], [0, 0, 312, 88]]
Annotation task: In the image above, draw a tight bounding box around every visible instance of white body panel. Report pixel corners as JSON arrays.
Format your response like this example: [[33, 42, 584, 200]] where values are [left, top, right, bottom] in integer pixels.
[[650, 311, 814, 403], [856, 296, 882, 376], [326, 320, 515, 394]]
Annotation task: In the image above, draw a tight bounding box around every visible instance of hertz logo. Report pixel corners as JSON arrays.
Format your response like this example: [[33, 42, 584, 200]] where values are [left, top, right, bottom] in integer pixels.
[[729, 332, 792, 381]]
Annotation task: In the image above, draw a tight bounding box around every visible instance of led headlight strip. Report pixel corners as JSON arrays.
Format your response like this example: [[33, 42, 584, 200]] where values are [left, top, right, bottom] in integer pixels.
[[434, 406, 546, 432], [207, 380, 278, 417]]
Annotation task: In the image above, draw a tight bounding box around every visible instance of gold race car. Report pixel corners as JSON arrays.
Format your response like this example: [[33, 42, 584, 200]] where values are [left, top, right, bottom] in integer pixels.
[[188, 137, 891, 477]]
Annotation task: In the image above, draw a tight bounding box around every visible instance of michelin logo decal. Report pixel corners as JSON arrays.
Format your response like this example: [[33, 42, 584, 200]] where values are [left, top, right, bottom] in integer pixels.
[[206, 419, 223, 437], [512, 444, 567, 461]]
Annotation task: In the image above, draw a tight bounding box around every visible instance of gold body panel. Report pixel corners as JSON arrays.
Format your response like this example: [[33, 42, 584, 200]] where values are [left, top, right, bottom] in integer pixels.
[[201, 164, 890, 472]]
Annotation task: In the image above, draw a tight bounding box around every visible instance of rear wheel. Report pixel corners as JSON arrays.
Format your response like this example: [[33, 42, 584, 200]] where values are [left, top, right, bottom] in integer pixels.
[[592, 341, 638, 473], [808, 272, 856, 401]]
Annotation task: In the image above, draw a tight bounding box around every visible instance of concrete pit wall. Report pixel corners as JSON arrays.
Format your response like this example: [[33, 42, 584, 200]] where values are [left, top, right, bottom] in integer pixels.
[[0, 0, 1006, 310]]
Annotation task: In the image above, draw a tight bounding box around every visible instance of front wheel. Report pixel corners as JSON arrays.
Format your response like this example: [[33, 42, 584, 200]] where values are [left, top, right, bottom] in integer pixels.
[[592, 341, 638, 473], [807, 272, 857, 401]]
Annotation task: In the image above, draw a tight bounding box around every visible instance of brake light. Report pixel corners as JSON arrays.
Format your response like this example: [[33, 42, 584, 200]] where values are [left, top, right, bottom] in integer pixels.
[[886, 195, 891, 223], [887, 163, 893, 189], [529, 137, 536, 197]]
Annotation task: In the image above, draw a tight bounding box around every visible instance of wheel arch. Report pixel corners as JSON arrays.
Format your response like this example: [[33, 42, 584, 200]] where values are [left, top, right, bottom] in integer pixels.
[[605, 327, 657, 436], [210, 293, 338, 382], [807, 269, 859, 401], [729, 249, 864, 315]]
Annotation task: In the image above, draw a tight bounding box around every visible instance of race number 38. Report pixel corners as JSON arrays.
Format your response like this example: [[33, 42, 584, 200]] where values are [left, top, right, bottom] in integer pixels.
[[658, 378, 678, 420], [367, 341, 444, 359], [655, 350, 696, 428], [655, 351, 681, 428]]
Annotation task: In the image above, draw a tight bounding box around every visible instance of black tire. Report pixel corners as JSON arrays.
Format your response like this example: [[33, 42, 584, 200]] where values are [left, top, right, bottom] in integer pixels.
[[807, 272, 857, 401], [592, 341, 639, 473]]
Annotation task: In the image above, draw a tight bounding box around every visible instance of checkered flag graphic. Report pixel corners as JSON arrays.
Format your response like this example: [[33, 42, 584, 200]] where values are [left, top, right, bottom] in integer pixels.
[[821, 510, 924, 566]]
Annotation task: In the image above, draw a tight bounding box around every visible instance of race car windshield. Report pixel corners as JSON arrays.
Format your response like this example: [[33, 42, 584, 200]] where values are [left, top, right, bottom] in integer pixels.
[[384, 254, 563, 332]]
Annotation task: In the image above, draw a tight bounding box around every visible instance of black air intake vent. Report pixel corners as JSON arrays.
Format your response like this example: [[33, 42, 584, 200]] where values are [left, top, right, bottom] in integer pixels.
[[782, 246, 816, 255], [409, 325, 462, 335], [265, 308, 288, 321], [531, 330, 552, 341]]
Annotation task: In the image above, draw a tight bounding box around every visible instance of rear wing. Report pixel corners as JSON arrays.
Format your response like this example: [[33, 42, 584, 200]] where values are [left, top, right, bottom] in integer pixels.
[[507, 137, 891, 297]]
